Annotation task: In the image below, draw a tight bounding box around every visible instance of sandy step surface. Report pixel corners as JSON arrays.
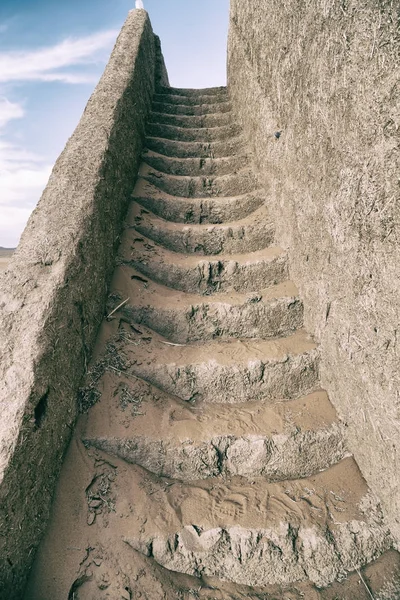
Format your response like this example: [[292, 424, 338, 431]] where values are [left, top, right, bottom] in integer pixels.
[[128, 201, 274, 254], [110, 267, 302, 342], [93, 318, 319, 404], [145, 134, 246, 158], [117, 457, 391, 588], [146, 122, 241, 143], [84, 380, 347, 481], [153, 92, 230, 107], [132, 179, 265, 224], [149, 110, 232, 129], [24, 434, 399, 599], [138, 163, 258, 198], [152, 99, 232, 116], [157, 85, 228, 98], [119, 233, 287, 294], [142, 149, 249, 176]]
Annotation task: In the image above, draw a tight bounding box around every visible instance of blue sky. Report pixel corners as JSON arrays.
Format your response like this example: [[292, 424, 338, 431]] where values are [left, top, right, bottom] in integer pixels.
[[0, 0, 229, 247]]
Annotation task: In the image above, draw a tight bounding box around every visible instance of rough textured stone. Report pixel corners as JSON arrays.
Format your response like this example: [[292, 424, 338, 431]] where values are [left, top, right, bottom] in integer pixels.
[[228, 0, 400, 546], [0, 9, 166, 597]]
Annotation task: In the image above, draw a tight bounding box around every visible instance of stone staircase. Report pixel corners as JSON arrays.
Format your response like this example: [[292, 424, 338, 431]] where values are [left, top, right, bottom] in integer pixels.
[[25, 87, 400, 599]]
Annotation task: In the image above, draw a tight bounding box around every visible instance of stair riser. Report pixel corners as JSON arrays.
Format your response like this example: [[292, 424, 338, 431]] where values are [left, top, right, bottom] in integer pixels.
[[132, 217, 274, 255], [140, 171, 258, 198], [157, 86, 227, 97], [146, 123, 241, 143], [126, 521, 390, 589], [153, 93, 229, 106], [85, 425, 346, 481], [149, 112, 231, 129], [124, 254, 288, 294], [152, 101, 232, 116], [141, 154, 249, 177], [132, 193, 265, 225], [145, 136, 245, 158], [129, 350, 320, 404], [123, 298, 304, 343]]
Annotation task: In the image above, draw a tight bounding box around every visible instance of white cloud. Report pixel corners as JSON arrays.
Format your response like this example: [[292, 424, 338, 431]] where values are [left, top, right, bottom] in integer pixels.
[[0, 137, 52, 247], [0, 28, 118, 246], [0, 29, 117, 84], [0, 97, 24, 128]]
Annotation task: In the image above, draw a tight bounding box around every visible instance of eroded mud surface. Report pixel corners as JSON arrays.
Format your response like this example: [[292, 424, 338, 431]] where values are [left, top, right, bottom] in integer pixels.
[[25, 87, 400, 599]]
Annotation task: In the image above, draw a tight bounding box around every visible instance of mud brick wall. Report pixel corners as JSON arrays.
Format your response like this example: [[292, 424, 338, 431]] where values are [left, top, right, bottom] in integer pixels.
[[0, 9, 166, 597], [228, 0, 400, 545]]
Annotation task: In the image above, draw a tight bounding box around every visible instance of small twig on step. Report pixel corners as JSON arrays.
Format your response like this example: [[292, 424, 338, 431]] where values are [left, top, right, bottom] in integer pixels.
[[356, 569, 375, 600], [161, 341, 187, 347], [106, 298, 130, 320]]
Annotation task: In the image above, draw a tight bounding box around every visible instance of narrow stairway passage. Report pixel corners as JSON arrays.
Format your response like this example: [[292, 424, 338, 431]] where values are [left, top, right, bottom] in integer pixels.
[[24, 86, 400, 599]]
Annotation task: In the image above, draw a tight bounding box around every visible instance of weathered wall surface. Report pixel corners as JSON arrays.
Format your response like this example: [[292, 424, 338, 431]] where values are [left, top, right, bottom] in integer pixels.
[[228, 0, 400, 543], [0, 9, 165, 597]]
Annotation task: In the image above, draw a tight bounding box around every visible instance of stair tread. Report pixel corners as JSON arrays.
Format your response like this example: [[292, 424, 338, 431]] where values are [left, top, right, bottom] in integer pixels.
[[108, 321, 316, 365], [132, 178, 264, 206], [153, 92, 229, 106], [142, 149, 250, 177], [149, 111, 231, 129], [152, 100, 232, 117], [146, 122, 241, 142], [93, 454, 390, 588], [85, 387, 340, 443], [128, 200, 270, 234], [114, 266, 298, 309], [137, 164, 257, 198], [157, 86, 228, 97], [145, 134, 245, 158], [120, 231, 284, 267]]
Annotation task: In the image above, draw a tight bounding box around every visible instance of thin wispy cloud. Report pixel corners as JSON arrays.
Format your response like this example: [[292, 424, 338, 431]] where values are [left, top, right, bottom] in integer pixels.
[[0, 97, 24, 128], [0, 27, 118, 246], [0, 29, 117, 84]]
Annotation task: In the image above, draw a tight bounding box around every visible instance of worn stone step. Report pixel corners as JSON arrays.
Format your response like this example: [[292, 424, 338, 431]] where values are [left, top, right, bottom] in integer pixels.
[[142, 150, 250, 177], [153, 92, 229, 107], [157, 85, 228, 98], [152, 100, 232, 117], [119, 233, 288, 294], [138, 163, 258, 198], [111, 265, 302, 342], [84, 381, 347, 481], [104, 320, 319, 404], [128, 202, 274, 255], [93, 456, 391, 588], [132, 180, 265, 224], [149, 111, 232, 129], [145, 134, 246, 158], [146, 122, 241, 143]]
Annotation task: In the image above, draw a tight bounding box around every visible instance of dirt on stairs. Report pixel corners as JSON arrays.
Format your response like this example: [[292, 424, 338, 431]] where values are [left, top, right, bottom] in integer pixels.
[[24, 87, 400, 599]]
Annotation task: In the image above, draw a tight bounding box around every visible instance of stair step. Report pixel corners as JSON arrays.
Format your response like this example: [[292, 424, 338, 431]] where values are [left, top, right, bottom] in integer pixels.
[[152, 101, 232, 117], [119, 233, 288, 294], [128, 201, 274, 255], [107, 322, 319, 404], [138, 163, 257, 198], [149, 111, 231, 129], [146, 122, 241, 143], [132, 180, 266, 225], [153, 92, 229, 107], [84, 384, 347, 481], [145, 134, 245, 158], [95, 456, 391, 588], [157, 86, 228, 97], [111, 266, 302, 342], [141, 150, 250, 177]]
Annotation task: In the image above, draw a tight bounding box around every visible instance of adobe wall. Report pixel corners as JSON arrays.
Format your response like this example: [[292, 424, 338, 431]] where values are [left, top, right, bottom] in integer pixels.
[[228, 0, 400, 544], [0, 9, 166, 596]]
